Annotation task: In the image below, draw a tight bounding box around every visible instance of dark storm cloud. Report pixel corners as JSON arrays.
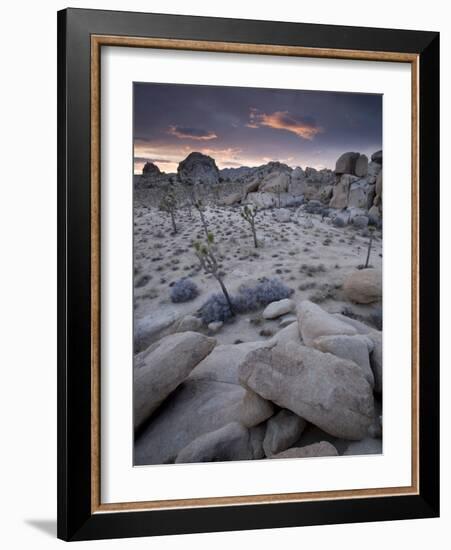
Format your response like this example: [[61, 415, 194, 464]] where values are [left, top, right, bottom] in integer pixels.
[[133, 82, 382, 173]]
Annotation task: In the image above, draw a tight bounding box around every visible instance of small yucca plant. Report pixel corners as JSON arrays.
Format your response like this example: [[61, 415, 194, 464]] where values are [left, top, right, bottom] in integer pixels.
[[193, 232, 235, 315], [241, 205, 259, 248], [159, 191, 178, 233]]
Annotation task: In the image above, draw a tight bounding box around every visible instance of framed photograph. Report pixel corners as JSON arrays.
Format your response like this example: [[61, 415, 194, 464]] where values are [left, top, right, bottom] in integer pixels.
[[57, 8, 439, 541]]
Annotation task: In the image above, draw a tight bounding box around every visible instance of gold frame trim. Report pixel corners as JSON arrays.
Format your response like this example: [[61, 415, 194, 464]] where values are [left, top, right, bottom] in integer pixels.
[[90, 35, 420, 514]]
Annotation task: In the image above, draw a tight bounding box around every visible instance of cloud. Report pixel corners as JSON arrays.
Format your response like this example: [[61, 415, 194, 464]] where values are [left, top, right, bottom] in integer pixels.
[[247, 108, 323, 140], [167, 125, 218, 141]]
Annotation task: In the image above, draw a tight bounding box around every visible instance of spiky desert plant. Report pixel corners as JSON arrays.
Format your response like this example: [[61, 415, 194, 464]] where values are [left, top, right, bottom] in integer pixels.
[[364, 227, 375, 268], [189, 188, 210, 239], [241, 205, 259, 248], [193, 233, 235, 315], [159, 190, 178, 233]]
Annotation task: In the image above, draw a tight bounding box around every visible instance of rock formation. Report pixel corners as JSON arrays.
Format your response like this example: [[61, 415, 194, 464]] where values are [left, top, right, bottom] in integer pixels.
[[133, 331, 216, 430], [178, 152, 220, 185], [328, 149, 382, 224], [135, 297, 383, 464], [142, 161, 161, 177]]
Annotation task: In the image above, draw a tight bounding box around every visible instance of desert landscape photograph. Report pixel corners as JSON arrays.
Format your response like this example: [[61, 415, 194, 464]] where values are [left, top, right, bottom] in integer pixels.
[[132, 82, 383, 466]]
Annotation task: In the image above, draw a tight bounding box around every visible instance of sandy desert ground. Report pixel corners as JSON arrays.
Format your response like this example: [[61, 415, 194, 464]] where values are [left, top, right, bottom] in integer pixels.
[[134, 199, 382, 347]]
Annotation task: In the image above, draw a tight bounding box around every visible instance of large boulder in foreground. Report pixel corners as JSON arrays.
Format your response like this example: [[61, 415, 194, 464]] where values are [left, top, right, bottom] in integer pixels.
[[312, 334, 375, 387], [135, 341, 274, 464], [177, 152, 219, 185], [239, 341, 375, 440], [175, 422, 265, 464], [297, 300, 358, 346], [189, 341, 268, 384], [263, 410, 307, 456], [134, 377, 273, 464], [134, 331, 216, 430], [270, 441, 338, 459], [343, 269, 382, 304]]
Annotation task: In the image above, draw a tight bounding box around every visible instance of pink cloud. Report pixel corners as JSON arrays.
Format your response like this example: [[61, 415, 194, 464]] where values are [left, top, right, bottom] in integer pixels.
[[247, 108, 323, 140]]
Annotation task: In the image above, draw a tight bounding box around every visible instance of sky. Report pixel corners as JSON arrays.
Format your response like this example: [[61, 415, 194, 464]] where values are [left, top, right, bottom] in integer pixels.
[[133, 82, 382, 175]]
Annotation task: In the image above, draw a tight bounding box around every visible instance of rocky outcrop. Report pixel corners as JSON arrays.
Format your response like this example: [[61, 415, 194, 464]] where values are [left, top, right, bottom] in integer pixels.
[[371, 150, 383, 164], [329, 174, 358, 209], [135, 162, 169, 189], [220, 166, 253, 182], [133, 331, 216, 430], [142, 161, 161, 177], [343, 269, 382, 304], [175, 422, 265, 463], [355, 154, 369, 177], [236, 161, 335, 207], [348, 179, 376, 209], [220, 192, 243, 206], [335, 152, 360, 175], [246, 192, 277, 209], [312, 334, 375, 387], [239, 340, 375, 440], [262, 298, 295, 319], [263, 410, 307, 456], [134, 376, 273, 464], [173, 315, 203, 333], [328, 150, 382, 222], [270, 441, 338, 459], [178, 152, 220, 185], [135, 341, 274, 464], [296, 300, 358, 346], [259, 171, 290, 193], [135, 298, 382, 464]]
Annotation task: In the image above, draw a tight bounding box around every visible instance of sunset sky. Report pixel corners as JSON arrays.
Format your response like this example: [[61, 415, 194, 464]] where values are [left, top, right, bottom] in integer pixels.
[[133, 83, 382, 175]]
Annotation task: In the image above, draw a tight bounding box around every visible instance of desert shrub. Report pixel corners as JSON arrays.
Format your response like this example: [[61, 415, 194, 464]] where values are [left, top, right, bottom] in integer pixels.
[[198, 293, 235, 324], [233, 278, 293, 313], [170, 278, 199, 303], [198, 278, 294, 324]]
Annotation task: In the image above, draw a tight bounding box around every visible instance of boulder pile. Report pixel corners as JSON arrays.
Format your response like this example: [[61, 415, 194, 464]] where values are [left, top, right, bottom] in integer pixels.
[[134, 299, 382, 465], [329, 149, 382, 226]]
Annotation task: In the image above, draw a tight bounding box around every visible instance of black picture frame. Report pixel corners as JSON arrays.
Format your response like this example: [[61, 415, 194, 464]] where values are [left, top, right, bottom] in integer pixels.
[[57, 7, 439, 541]]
